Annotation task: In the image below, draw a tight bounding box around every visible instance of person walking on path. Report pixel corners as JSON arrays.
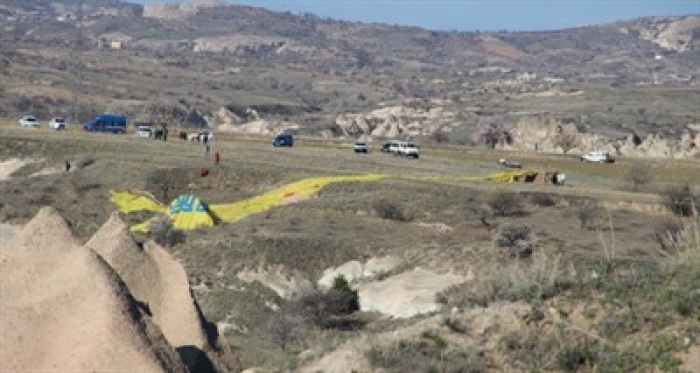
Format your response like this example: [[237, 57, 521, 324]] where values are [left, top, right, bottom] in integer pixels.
[[214, 150, 220, 165], [204, 144, 211, 157]]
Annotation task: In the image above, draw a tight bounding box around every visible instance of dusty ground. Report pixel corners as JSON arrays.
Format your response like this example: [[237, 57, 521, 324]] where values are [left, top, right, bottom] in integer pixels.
[[1, 120, 698, 371]]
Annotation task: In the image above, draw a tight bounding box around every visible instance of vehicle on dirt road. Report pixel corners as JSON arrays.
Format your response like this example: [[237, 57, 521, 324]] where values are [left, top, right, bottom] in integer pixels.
[[83, 114, 127, 134], [382, 140, 401, 153], [273, 133, 294, 147], [397, 142, 420, 158], [580, 151, 614, 163], [354, 140, 368, 153], [49, 117, 67, 130], [136, 125, 153, 138], [19, 115, 39, 127]]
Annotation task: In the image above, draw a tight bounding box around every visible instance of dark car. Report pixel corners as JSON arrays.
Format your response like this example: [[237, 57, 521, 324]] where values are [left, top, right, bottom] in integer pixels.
[[273, 133, 294, 147]]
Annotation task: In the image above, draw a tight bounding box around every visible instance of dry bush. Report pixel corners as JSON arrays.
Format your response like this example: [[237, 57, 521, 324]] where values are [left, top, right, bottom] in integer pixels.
[[73, 154, 95, 169], [530, 192, 557, 207], [432, 129, 450, 144], [654, 218, 684, 251], [266, 313, 305, 350], [294, 276, 359, 329], [367, 338, 485, 373], [441, 251, 563, 307], [493, 223, 533, 257], [661, 184, 698, 217], [373, 199, 413, 222], [488, 192, 524, 217], [625, 162, 653, 191], [576, 201, 599, 230], [657, 212, 700, 274], [150, 218, 186, 247], [474, 203, 494, 228], [501, 325, 559, 371]]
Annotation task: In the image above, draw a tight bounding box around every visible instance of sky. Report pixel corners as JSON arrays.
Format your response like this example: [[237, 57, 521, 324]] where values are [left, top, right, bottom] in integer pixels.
[[135, 0, 700, 31]]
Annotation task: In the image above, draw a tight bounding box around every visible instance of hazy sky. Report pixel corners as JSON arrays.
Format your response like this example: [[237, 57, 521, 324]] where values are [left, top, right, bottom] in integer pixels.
[[135, 0, 700, 31]]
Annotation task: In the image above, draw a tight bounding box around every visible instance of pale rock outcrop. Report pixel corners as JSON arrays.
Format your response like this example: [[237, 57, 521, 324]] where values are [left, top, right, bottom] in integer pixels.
[[357, 268, 467, 318], [0, 208, 187, 372], [335, 101, 455, 139], [318, 260, 365, 289], [317, 257, 401, 289], [143, 0, 223, 19], [85, 213, 211, 368], [507, 114, 698, 158]]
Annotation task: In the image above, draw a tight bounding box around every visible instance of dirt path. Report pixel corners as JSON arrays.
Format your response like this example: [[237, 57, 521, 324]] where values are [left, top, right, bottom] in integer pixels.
[[0, 158, 30, 181]]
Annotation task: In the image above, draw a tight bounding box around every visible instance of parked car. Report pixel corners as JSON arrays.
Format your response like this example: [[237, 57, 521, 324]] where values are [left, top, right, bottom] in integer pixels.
[[382, 140, 401, 153], [136, 125, 153, 138], [580, 151, 614, 163], [354, 140, 368, 153], [19, 115, 39, 127], [199, 130, 214, 142], [49, 117, 67, 130], [397, 142, 420, 159], [83, 114, 127, 134], [273, 133, 294, 147]]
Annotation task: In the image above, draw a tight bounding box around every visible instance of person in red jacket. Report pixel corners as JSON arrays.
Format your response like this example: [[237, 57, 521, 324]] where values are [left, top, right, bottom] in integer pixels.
[[214, 150, 221, 165]]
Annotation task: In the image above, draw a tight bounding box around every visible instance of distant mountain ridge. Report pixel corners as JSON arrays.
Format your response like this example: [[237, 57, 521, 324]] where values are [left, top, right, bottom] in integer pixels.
[[1, 0, 698, 78]]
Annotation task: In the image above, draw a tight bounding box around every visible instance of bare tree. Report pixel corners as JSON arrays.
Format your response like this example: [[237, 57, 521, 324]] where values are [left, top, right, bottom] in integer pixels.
[[473, 116, 513, 149], [553, 129, 581, 154]]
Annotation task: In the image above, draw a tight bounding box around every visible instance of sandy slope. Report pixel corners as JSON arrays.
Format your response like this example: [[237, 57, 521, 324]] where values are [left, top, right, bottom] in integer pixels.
[[0, 207, 187, 372]]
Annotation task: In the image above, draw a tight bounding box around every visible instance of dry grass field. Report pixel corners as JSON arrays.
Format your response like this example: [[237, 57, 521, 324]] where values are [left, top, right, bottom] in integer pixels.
[[1, 118, 699, 371]]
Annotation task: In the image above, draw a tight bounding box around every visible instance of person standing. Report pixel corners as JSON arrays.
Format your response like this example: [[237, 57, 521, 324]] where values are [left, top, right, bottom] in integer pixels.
[[204, 143, 211, 157], [214, 150, 221, 165]]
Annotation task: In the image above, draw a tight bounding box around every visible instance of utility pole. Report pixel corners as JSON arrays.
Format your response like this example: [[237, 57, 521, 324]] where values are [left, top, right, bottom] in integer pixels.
[[71, 0, 83, 125]]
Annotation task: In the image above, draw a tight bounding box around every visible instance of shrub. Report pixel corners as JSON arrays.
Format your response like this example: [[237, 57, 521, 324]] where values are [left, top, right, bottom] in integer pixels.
[[432, 129, 450, 144], [493, 223, 533, 257], [661, 184, 697, 217], [474, 203, 494, 228], [653, 218, 684, 251], [266, 313, 305, 350], [373, 199, 412, 222], [576, 201, 599, 230], [625, 162, 653, 191], [530, 192, 557, 207], [487, 192, 524, 217], [150, 218, 186, 247], [73, 154, 95, 169], [367, 339, 485, 373], [441, 251, 562, 307], [295, 275, 360, 328], [557, 341, 600, 372]]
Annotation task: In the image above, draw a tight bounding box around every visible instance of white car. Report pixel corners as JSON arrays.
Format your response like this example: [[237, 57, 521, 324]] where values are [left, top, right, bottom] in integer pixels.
[[136, 125, 153, 138], [49, 117, 67, 130], [19, 115, 39, 127], [397, 142, 420, 159], [580, 151, 614, 163], [354, 140, 368, 153]]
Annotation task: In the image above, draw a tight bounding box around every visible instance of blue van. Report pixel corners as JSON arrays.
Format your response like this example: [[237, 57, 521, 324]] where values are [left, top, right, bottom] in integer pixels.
[[273, 133, 294, 147], [83, 114, 127, 134]]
